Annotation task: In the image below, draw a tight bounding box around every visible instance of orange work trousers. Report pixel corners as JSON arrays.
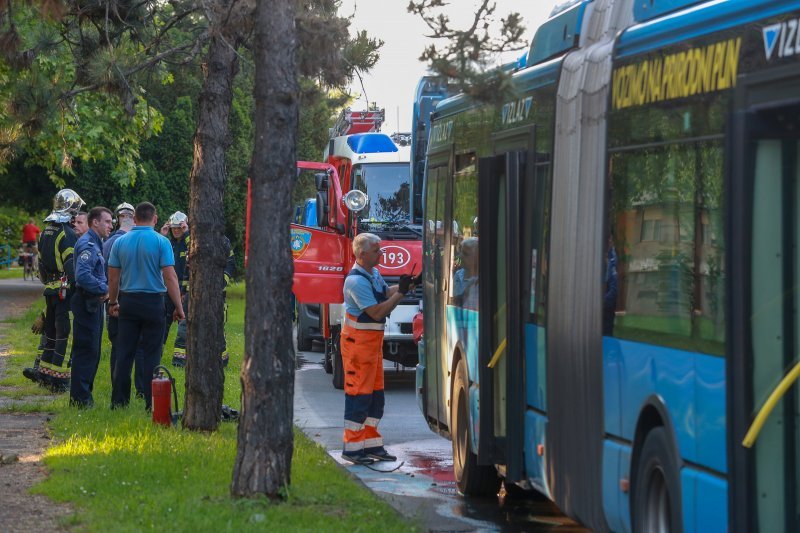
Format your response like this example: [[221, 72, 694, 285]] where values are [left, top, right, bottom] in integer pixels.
[[341, 324, 385, 454]]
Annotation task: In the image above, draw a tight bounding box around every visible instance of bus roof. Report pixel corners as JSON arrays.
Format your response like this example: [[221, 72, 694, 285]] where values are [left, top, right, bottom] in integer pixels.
[[618, 0, 799, 58], [433, 55, 563, 120]]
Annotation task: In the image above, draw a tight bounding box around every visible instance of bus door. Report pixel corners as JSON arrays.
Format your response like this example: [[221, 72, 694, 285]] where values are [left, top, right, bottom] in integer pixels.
[[729, 67, 800, 533], [477, 129, 534, 481], [422, 155, 451, 425]]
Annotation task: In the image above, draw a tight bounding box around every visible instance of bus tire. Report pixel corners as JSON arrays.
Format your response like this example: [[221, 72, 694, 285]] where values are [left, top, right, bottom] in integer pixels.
[[632, 427, 683, 533], [451, 358, 499, 496], [331, 331, 344, 390]]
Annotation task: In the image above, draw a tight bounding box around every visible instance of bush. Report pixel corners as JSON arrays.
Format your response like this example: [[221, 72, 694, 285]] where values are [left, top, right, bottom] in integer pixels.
[[0, 207, 29, 246], [0, 206, 49, 246]]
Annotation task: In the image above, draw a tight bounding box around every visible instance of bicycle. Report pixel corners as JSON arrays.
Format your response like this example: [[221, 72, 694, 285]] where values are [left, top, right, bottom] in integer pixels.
[[21, 242, 37, 281]]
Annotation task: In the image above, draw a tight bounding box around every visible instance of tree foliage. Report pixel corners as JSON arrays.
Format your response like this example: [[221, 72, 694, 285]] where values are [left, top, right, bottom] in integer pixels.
[[407, 0, 526, 103], [0, 0, 204, 184]]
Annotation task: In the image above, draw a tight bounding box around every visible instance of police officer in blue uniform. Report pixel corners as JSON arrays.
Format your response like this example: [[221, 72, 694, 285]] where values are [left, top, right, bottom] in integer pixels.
[[69, 206, 113, 407]]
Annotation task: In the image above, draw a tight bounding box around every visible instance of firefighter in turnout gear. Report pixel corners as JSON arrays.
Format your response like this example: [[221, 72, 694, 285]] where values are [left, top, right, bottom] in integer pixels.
[[162, 211, 190, 345], [171, 226, 235, 368], [340, 233, 419, 465], [23, 189, 85, 391]]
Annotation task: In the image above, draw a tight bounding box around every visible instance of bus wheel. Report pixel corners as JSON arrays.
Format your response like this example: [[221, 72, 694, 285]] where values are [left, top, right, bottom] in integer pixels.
[[331, 331, 344, 390], [451, 358, 499, 496], [632, 427, 682, 533]]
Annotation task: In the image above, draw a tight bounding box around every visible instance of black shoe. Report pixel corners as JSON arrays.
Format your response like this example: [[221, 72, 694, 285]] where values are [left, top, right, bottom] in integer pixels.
[[221, 405, 239, 421], [48, 377, 70, 394], [365, 448, 397, 462], [341, 451, 374, 465], [22, 367, 41, 383]]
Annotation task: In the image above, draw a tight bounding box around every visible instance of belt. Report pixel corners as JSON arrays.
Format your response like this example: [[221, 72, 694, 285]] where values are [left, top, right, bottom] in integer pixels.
[[78, 287, 104, 298]]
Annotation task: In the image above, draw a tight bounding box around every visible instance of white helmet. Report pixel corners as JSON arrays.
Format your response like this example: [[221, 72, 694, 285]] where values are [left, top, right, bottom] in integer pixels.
[[168, 211, 188, 228], [115, 202, 134, 216], [45, 189, 85, 223]]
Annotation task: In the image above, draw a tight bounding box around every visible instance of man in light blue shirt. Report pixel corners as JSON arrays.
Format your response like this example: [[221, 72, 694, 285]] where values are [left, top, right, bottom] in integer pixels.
[[107, 202, 184, 410]]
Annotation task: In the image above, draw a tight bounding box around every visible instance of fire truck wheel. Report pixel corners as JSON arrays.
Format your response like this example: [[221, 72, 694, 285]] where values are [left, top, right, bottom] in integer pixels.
[[296, 324, 313, 352], [332, 331, 344, 389], [451, 358, 499, 496]]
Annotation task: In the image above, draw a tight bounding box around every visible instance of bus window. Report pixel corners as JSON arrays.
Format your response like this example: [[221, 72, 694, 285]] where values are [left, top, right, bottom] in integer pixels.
[[609, 140, 725, 355], [451, 152, 478, 310]]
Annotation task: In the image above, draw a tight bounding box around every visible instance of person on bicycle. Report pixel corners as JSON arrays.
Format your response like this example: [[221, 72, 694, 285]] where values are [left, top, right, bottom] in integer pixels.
[[22, 218, 40, 251], [22, 218, 40, 272]]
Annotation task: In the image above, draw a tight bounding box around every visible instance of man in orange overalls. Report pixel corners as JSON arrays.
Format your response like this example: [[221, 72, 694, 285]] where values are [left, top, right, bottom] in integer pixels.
[[340, 233, 418, 465]]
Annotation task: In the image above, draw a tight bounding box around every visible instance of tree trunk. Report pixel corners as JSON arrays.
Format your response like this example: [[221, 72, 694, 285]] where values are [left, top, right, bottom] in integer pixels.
[[183, 31, 240, 432], [231, 0, 298, 497]]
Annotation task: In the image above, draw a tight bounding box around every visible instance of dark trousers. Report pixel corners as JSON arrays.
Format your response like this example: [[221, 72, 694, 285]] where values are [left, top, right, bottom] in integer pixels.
[[163, 298, 176, 344], [70, 291, 104, 406], [108, 314, 146, 397], [173, 294, 227, 354], [111, 292, 165, 409], [41, 291, 72, 367], [173, 294, 189, 352]]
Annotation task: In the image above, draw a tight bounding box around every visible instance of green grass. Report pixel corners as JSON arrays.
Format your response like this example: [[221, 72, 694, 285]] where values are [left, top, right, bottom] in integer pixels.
[[0, 266, 24, 279], [2, 285, 414, 531]]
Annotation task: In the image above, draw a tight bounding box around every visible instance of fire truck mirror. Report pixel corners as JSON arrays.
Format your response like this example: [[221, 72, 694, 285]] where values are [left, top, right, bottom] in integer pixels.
[[316, 191, 329, 228], [315, 172, 328, 191]]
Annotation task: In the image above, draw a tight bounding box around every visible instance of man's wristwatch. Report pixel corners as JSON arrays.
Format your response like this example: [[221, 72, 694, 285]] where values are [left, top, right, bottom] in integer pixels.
[[109, 302, 119, 307]]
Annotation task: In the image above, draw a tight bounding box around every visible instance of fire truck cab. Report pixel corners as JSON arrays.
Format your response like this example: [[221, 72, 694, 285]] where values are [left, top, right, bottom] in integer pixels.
[[297, 108, 422, 389]]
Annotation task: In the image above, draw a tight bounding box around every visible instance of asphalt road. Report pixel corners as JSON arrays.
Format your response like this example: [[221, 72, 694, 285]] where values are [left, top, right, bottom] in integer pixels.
[[293, 343, 585, 532]]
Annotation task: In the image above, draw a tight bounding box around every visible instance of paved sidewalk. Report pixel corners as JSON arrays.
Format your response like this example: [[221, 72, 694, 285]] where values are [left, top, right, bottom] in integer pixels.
[[0, 276, 72, 532]]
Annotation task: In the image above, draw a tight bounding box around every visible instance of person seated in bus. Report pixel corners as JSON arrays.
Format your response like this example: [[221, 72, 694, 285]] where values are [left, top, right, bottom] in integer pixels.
[[453, 237, 479, 310], [603, 234, 618, 336]]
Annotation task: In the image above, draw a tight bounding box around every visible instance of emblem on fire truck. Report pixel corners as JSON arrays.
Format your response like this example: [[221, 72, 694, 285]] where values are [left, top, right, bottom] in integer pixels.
[[290, 229, 312, 260]]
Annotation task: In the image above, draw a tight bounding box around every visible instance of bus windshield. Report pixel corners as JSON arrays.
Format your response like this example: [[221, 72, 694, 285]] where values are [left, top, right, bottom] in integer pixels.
[[352, 163, 411, 225]]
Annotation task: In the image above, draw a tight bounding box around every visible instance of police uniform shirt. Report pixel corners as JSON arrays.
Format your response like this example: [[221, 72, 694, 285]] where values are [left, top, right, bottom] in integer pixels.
[[343, 264, 388, 316], [74, 229, 108, 295], [103, 229, 127, 264]]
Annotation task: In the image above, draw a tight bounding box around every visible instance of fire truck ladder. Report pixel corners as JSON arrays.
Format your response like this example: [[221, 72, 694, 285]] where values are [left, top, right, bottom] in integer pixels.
[[329, 108, 385, 138]]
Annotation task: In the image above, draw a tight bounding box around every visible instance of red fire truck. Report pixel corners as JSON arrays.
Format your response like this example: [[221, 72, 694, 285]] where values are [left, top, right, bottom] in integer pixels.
[[247, 108, 422, 389]]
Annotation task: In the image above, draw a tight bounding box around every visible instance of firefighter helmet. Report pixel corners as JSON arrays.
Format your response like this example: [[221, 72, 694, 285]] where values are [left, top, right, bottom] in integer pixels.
[[44, 189, 85, 223], [168, 211, 187, 227], [115, 202, 134, 216]]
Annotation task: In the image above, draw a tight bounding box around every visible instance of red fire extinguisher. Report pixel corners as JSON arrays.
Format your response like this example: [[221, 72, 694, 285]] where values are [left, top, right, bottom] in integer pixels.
[[152, 365, 179, 426]]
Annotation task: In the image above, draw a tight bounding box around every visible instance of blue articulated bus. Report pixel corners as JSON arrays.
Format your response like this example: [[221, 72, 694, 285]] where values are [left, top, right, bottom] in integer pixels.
[[411, 76, 453, 225], [417, 0, 800, 531]]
